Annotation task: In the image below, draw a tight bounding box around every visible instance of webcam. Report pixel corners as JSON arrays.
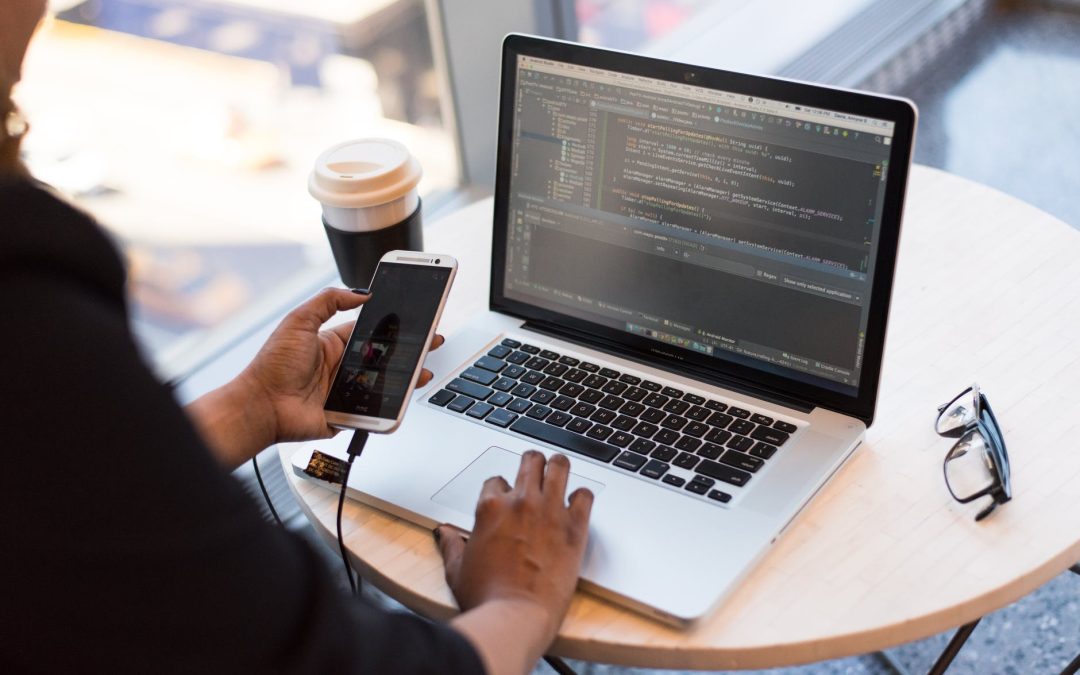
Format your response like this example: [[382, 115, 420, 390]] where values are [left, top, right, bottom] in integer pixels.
[[683, 71, 698, 83]]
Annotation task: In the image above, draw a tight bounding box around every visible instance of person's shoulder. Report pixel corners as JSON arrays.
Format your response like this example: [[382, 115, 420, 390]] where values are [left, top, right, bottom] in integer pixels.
[[0, 175, 125, 300]]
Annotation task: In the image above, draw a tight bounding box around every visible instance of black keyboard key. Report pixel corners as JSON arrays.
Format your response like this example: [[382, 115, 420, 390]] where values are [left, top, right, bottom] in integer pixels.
[[519, 344, 540, 354], [544, 363, 569, 377], [751, 426, 791, 446], [729, 419, 756, 436], [560, 383, 585, 398], [614, 451, 647, 472], [540, 376, 565, 392], [591, 409, 617, 425], [660, 414, 688, 431], [640, 380, 662, 392], [686, 405, 710, 422], [726, 435, 754, 452], [487, 345, 512, 359], [622, 386, 647, 402], [579, 361, 600, 373], [461, 367, 498, 386], [707, 412, 733, 428], [704, 428, 732, 445], [640, 408, 666, 424], [619, 374, 642, 385], [598, 395, 624, 411], [486, 408, 518, 428], [654, 429, 679, 445], [643, 393, 669, 408], [619, 401, 646, 417], [683, 421, 709, 438], [628, 438, 656, 455], [547, 411, 573, 427], [751, 442, 778, 459], [674, 436, 701, 453], [630, 422, 658, 439], [608, 431, 634, 448], [507, 398, 533, 414], [662, 386, 684, 398], [685, 479, 710, 495], [708, 489, 733, 504], [611, 415, 637, 432], [662, 474, 686, 488], [640, 460, 670, 479], [720, 450, 764, 473], [599, 367, 621, 379], [525, 356, 550, 371], [751, 413, 774, 426], [601, 381, 628, 396], [492, 377, 516, 392], [526, 405, 552, 420], [691, 475, 715, 488], [467, 403, 494, 419], [500, 338, 521, 349], [510, 417, 618, 463], [550, 395, 576, 411], [651, 446, 677, 462], [728, 406, 751, 419], [696, 459, 752, 487], [582, 374, 607, 389], [674, 452, 699, 469], [429, 389, 455, 407], [506, 351, 530, 365], [774, 420, 798, 434], [683, 393, 705, 405], [566, 418, 593, 434], [475, 355, 507, 373], [447, 378, 493, 401], [489, 391, 513, 407], [539, 349, 560, 360], [447, 395, 475, 413], [511, 383, 537, 398], [586, 424, 614, 441], [705, 400, 728, 412], [563, 369, 587, 384], [531, 390, 556, 405], [503, 364, 527, 379], [697, 442, 724, 460], [570, 402, 596, 418], [663, 399, 690, 415], [521, 371, 544, 386], [559, 355, 580, 366]]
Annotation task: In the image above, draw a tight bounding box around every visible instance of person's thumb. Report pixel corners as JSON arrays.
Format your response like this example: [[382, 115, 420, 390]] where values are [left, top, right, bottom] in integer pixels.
[[434, 524, 469, 585]]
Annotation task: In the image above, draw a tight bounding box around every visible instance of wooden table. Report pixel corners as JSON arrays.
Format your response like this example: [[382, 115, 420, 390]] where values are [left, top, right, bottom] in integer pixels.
[[280, 165, 1080, 670]]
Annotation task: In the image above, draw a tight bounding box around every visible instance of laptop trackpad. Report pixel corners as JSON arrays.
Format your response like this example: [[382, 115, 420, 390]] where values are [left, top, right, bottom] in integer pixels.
[[432, 446, 605, 516]]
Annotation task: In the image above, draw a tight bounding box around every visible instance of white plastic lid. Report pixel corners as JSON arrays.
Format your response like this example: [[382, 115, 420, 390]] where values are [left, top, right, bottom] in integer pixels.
[[308, 138, 422, 208]]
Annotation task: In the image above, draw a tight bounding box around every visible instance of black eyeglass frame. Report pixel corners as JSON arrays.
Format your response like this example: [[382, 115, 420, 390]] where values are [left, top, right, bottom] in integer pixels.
[[935, 384, 1011, 521]]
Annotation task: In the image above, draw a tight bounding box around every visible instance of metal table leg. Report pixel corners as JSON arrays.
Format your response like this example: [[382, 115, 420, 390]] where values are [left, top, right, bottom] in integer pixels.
[[543, 655, 578, 675], [927, 618, 981, 675]]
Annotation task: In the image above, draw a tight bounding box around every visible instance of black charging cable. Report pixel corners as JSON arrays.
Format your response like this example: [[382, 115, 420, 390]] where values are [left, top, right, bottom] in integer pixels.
[[251, 455, 284, 527], [338, 430, 370, 596]]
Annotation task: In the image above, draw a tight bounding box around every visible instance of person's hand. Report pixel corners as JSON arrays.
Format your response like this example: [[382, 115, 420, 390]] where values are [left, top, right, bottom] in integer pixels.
[[240, 287, 444, 445], [436, 451, 594, 648]]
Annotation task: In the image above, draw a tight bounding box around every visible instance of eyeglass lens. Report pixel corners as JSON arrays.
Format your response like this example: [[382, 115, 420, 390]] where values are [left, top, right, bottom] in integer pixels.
[[936, 387, 978, 435], [944, 428, 997, 501]]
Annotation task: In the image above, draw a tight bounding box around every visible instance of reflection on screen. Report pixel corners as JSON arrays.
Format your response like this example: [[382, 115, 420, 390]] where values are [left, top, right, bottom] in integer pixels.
[[325, 263, 450, 419]]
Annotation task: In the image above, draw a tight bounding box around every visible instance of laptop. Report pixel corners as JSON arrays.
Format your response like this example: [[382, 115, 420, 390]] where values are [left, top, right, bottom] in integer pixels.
[[293, 34, 916, 627]]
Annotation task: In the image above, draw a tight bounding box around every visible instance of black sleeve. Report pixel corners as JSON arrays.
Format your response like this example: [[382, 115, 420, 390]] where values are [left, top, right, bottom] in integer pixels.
[[0, 186, 485, 675]]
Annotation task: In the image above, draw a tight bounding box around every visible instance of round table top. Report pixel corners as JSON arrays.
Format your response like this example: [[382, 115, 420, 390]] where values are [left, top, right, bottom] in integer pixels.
[[280, 165, 1080, 670]]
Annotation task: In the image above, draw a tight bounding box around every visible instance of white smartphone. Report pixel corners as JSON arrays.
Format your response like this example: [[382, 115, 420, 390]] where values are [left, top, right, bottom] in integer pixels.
[[324, 251, 457, 433]]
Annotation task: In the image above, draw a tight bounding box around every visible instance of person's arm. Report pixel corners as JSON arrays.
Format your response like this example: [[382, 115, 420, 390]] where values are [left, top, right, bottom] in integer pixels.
[[437, 452, 595, 675]]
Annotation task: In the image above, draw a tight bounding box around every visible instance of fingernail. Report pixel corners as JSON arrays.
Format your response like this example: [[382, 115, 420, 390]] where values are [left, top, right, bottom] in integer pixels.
[[432, 526, 442, 544], [351, 287, 370, 295]]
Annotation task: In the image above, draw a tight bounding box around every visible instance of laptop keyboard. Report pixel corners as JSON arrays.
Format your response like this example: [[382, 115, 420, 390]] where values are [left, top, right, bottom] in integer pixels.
[[427, 337, 798, 505]]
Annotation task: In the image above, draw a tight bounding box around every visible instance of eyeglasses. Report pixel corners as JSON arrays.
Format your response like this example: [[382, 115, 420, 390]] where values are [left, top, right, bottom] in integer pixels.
[[935, 384, 1011, 521]]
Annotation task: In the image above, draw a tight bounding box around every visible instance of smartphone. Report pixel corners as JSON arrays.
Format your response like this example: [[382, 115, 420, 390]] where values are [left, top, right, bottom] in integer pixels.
[[324, 251, 457, 432]]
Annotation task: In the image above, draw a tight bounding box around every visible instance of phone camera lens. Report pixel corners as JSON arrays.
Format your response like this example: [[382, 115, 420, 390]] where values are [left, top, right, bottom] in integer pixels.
[[435, 258, 441, 264]]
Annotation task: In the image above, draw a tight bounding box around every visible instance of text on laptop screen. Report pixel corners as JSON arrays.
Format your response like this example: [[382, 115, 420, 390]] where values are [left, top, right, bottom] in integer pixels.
[[501, 55, 897, 395]]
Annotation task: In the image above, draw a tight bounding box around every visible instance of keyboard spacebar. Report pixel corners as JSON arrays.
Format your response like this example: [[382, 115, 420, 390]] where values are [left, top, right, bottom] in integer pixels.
[[509, 417, 619, 463]]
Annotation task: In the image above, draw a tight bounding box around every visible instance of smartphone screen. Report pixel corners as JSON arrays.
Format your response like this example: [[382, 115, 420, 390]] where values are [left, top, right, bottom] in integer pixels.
[[324, 262, 452, 420]]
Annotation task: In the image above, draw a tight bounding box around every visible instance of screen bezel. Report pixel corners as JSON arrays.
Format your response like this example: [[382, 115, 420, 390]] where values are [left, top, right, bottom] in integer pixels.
[[489, 34, 916, 426], [325, 252, 457, 433]]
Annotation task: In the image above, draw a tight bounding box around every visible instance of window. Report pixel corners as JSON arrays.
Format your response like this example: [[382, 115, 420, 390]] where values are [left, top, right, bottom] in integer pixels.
[[16, 2, 458, 376]]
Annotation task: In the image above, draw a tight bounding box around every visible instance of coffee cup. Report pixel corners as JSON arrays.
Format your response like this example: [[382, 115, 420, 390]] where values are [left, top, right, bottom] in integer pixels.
[[308, 138, 424, 288]]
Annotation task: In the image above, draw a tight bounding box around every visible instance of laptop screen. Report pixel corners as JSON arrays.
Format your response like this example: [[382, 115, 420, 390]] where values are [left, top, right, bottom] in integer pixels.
[[499, 52, 899, 398]]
